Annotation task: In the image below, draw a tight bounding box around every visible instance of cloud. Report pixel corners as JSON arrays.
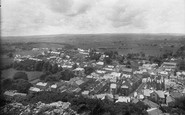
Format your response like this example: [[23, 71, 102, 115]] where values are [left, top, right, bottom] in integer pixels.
[[1, 0, 185, 36], [45, 0, 93, 16]]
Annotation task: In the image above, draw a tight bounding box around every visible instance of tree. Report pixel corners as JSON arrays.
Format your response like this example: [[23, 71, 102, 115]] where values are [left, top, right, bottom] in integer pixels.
[[179, 60, 185, 70], [7, 52, 13, 58], [47, 64, 53, 73], [2, 78, 13, 90], [104, 57, 112, 65], [34, 61, 44, 71], [60, 69, 76, 81], [104, 50, 118, 59], [84, 67, 95, 75], [173, 45, 185, 58], [127, 53, 133, 59], [12, 79, 33, 93], [91, 100, 105, 115], [117, 55, 125, 64], [34, 61, 39, 71], [126, 61, 131, 68], [39, 71, 52, 81], [140, 52, 145, 58], [77, 104, 89, 114], [26, 91, 75, 104], [52, 63, 58, 74], [174, 69, 177, 76], [58, 66, 63, 72], [162, 96, 185, 114], [89, 49, 101, 61], [45, 75, 60, 82], [162, 51, 173, 59], [13, 72, 28, 81], [174, 96, 185, 110], [72, 63, 78, 70], [40, 74, 46, 81], [13, 61, 19, 69], [42, 61, 50, 71], [153, 57, 162, 66]]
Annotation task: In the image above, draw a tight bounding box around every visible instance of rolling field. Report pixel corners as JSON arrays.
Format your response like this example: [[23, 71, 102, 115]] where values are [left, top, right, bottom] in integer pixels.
[[2, 34, 185, 57]]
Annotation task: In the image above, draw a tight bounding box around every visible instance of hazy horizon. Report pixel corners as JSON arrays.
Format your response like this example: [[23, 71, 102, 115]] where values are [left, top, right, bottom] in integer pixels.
[[2, 33, 185, 38]]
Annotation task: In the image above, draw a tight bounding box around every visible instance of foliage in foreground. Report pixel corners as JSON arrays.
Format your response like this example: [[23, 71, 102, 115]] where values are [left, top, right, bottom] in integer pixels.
[[7, 91, 148, 115], [2, 91, 184, 115]]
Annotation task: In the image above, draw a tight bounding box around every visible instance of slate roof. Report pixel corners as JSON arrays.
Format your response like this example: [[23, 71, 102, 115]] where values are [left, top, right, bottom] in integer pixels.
[[170, 92, 183, 99], [147, 108, 163, 115], [110, 83, 117, 89], [143, 89, 153, 97], [143, 99, 159, 108], [155, 90, 165, 98], [116, 96, 131, 103]]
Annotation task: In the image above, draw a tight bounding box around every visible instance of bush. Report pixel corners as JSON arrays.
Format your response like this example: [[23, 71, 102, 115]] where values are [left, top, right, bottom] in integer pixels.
[[51, 63, 58, 74], [15, 91, 149, 115], [12, 79, 33, 93], [13, 72, 28, 81], [104, 57, 112, 65], [25, 91, 75, 104], [178, 60, 185, 70], [60, 69, 76, 81], [84, 67, 95, 75], [2, 78, 13, 91], [45, 75, 60, 82], [34, 61, 44, 71], [39, 71, 51, 81]]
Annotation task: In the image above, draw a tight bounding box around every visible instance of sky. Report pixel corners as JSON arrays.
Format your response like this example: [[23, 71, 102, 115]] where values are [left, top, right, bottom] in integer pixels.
[[1, 0, 185, 36]]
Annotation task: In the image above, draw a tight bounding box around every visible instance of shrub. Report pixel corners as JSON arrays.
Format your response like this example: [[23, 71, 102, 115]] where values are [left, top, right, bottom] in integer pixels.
[[13, 72, 28, 81]]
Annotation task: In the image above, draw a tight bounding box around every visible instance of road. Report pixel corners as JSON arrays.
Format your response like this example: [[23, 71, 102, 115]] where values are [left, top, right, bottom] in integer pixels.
[[129, 82, 146, 97]]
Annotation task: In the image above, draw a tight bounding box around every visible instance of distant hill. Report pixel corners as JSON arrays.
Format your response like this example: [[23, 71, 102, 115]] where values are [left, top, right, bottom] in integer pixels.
[[2, 33, 185, 44]]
